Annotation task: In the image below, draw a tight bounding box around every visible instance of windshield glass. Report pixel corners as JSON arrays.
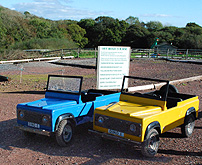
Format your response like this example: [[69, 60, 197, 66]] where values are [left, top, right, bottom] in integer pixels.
[[47, 75, 82, 94]]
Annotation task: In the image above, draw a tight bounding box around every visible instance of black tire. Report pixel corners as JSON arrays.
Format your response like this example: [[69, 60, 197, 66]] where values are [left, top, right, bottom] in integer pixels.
[[23, 131, 36, 138], [160, 84, 178, 94], [56, 120, 74, 146], [181, 114, 195, 138], [141, 128, 160, 157]]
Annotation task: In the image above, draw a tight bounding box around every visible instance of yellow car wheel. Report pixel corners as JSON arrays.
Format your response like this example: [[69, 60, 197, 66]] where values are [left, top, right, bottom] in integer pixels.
[[141, 128, 160, 157], [181, 114, 195, 138]]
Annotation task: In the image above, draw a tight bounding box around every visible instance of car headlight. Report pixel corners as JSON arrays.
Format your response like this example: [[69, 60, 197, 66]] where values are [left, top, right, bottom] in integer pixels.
[[42, 115, 49, 124], [19, 111, 24, 119], [98, 116, 104, 124], [130, 124, 136, 132]]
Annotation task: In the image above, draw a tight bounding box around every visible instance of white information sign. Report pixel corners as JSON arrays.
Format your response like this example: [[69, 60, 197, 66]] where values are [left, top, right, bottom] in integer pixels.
[[97, 46, 131, 89]]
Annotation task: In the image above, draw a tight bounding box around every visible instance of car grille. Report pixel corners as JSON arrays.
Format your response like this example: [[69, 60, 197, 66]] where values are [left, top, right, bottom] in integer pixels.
[[17, 109, 51, 127], [95, 114, 141, 137]]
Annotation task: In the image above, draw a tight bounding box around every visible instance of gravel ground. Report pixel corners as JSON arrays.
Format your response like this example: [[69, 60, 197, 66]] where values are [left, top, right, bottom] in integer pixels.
[[0, 58, 202, 165]]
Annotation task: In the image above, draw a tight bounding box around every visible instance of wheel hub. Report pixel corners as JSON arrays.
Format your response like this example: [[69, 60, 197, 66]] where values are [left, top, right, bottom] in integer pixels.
[[63, 125, 72, 142], [148, 134, 158, 152], [187, 120, 194, 134]]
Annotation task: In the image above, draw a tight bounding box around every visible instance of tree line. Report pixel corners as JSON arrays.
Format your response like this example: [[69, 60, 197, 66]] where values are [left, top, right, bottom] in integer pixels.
[[0, 6, 202, 50]]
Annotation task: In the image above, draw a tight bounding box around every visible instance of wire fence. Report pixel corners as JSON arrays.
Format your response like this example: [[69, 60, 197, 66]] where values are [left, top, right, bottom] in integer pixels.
[[0, 62, 66, 85], [24, 48, 202, 60], [40, 48, 97, 59], [1, 48, 202, 62], [131, 48, 202, 59], [1, 47, 202, 84]]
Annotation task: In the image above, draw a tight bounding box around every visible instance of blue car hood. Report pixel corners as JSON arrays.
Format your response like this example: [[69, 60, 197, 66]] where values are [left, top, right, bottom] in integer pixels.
[[24, 98, 77, 110]]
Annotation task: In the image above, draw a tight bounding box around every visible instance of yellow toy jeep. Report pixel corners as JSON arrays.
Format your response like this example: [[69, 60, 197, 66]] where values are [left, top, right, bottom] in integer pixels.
[[89, 76, 199, 157]]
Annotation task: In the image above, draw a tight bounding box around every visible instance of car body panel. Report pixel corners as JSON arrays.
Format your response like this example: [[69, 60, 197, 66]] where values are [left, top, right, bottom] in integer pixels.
[[16, 75, 120, 134], [92, 76, 199, 143]]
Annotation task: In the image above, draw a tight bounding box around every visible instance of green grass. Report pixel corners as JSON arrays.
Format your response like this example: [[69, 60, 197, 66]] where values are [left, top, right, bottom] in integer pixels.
[[8, 74, 48, 90], [8, 74, 48, 81], [83, 74, 96, 78], [7, 74, 96, 84], [77, 51, 97, 58]]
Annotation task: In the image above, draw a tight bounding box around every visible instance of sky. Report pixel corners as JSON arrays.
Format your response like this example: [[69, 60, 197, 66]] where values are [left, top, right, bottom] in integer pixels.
[[0, 0, 202, 27]]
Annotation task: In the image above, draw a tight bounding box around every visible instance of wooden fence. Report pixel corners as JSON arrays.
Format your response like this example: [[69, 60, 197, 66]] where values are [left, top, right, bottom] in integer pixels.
[[40, 48, 202, 59], [131, 48, 202, 59], [4, 48, 202, 60]]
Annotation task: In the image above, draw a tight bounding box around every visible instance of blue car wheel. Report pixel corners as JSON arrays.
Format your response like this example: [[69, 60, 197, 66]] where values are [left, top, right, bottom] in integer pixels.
[[56, 120, 73, 146]]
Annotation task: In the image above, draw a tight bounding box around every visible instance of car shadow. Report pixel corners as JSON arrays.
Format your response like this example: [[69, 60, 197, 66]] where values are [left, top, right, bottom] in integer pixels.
[[158, 149, 202, 156], [160, 132, 183, 138], [194, 126, 202, 129], [198, 111, 202, 119], [195, 111, 202, 129], [0, 119, 173, 164]]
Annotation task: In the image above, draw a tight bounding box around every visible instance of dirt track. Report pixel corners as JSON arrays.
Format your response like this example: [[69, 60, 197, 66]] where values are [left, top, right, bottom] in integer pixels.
[[0, 58, 202, 164]]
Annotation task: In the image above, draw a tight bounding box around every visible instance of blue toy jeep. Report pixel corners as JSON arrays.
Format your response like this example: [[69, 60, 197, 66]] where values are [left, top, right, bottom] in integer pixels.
[[16, 75, 120, 146]]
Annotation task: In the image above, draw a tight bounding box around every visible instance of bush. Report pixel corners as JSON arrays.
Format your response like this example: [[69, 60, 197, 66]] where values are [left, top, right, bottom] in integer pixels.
[[9, 38, 78, 50], [0, 50, 28, 60]]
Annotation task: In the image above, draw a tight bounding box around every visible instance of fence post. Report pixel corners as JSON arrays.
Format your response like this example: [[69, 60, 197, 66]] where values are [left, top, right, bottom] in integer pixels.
[[61, 49, 64, 59], [77, 48, 80, 58], [186, 49, 189, 59], [141, 49, 143, 58], [95, 47, 97, 58], [148, 49, 150, 58], [167, 49, 169, 58], [20, 65, 23, 83], [61, 69, 65, 75]]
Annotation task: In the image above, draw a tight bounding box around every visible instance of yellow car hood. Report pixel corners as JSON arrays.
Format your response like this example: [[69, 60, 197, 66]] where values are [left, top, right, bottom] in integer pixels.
[[106, 101, 162, 117]]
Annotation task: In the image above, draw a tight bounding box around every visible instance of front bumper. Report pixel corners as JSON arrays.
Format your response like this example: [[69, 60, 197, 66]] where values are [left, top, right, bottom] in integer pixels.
[[15, 124, 51, 136], [88, 129, 141, 145]]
